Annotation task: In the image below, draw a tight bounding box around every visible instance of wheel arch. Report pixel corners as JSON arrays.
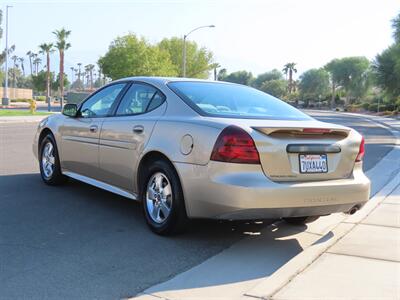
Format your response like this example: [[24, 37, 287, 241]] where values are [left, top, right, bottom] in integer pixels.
[[137, 151, 176, 192], [38, 128, 54, 149], [137, 151, 187, 212]]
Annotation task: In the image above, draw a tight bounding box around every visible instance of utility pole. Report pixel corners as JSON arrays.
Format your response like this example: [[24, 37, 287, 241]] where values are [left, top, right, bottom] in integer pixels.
[[2, 5, 12, 106]]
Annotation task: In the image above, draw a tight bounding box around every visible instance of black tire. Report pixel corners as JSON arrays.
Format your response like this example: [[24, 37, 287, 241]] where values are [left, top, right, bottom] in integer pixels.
[[141, 159, 188, 235], [39, 133, 67, 185], [283, 216, 320, 225]]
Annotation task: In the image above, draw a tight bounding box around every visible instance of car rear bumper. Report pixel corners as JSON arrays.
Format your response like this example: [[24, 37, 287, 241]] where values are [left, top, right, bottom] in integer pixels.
[[174, 161, 370, 220]]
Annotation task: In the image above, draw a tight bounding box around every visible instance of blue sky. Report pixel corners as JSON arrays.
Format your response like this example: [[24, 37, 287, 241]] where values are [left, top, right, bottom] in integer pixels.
[[2, 0, 399, 78]]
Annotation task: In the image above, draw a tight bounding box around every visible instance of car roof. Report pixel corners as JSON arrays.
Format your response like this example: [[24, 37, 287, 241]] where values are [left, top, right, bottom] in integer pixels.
[[113, 76, 235, 86]]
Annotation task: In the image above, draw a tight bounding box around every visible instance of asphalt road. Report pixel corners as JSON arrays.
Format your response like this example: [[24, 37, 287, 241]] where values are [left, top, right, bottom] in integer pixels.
[[306, 110, 396, 171], [0, 112, 396, 299]]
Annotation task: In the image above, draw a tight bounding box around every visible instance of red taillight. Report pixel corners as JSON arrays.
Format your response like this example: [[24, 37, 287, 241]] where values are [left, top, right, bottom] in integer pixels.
[[210, 126, 260, 164], [356, 136, 365, 162], [302, 128, 332, 134]]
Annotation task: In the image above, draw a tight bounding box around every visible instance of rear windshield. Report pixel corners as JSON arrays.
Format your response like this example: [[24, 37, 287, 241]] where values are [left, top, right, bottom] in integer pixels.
[[168, 81, 311, 120]]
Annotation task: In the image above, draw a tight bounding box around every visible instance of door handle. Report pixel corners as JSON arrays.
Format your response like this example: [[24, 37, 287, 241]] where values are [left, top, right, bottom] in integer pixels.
[[89, 125, 98, 133], [133, 125, 144, 134]]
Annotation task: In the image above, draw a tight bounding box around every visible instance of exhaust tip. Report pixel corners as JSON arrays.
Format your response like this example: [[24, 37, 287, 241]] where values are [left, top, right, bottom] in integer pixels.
[[346, 206, 359, 215]]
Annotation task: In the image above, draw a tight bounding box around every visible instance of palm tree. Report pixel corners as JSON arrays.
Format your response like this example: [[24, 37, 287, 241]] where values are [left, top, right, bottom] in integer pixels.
[[85, 64, 95, 90], [84, 71, 89, 88], [84, 66, 89, 89], [33, 57, 42, 75], [18, 57, 25, 76], [283, 62, 297, 94], [77, 62, 82, 85], [70, 66, 75, 85], [210, 63, 221, 80], [11, 55, 18, 68], [0, 44, 15, 66], [11, 55, 19, 88], [53, 28, 71, 108], [26, 51, 34, 75], [39, 43, 54, 110], [32, 53, 38, 74]]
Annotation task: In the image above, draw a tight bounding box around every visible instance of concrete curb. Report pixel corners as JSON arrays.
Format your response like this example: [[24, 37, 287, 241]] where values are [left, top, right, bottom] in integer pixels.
[[243, 113, 400, 299]]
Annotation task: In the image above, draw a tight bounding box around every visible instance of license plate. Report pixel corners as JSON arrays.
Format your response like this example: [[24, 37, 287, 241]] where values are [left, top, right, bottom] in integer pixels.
[[299, 154, 328, 173]]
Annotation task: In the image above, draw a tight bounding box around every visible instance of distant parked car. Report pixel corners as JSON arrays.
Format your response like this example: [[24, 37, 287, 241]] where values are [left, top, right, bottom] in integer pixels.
[[33, 77, 370, 235]]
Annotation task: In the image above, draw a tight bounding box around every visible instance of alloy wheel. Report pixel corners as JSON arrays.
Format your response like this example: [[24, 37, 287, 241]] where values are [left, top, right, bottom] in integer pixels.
[[146, 172, 173, 224], [41, 142, 55, 178]]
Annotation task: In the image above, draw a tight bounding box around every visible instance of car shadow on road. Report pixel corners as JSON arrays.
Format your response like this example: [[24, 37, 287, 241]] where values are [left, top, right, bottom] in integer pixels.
[[0, 173, 318, 299], [142, 222, 317, 298]]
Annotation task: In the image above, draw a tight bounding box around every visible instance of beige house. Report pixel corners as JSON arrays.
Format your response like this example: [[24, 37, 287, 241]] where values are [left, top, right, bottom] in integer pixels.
[[0, 87, 33, 100]]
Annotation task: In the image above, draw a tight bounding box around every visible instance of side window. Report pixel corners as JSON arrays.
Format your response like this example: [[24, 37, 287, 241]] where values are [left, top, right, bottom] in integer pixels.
[[80, 83, 126, 118], [147, 92, 164, 111], [116, 83, 165, 116]]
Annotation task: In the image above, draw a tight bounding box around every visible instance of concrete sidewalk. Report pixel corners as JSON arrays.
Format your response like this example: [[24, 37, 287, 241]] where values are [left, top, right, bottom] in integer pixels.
[[245, 172, 400, 300], [272, 183, 400, 300], [0, 115, 50, 123]]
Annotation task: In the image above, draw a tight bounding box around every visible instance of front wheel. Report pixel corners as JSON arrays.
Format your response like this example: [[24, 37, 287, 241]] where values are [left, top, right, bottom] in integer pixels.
[[142, 160, 188, 235], [39, 134, 67, 185], [283, 216, 320, 225]]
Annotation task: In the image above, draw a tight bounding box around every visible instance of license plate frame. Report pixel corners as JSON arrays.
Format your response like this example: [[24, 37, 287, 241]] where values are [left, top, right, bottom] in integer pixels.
[[299, 154, 328, 174]]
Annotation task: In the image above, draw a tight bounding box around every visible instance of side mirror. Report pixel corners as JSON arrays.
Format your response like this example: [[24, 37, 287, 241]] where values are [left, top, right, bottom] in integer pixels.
[[62, 103, 79, 117]]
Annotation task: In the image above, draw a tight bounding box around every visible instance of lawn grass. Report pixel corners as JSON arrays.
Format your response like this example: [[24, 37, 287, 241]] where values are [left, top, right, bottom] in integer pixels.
[[0, 109, 53, 117]]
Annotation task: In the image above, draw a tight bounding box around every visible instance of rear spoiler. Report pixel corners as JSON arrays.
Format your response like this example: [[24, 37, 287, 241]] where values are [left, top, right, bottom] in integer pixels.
[[252, 127, 350, 137]]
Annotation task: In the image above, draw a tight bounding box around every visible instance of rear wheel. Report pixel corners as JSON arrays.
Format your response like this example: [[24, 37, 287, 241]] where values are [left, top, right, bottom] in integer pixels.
[[39, 134, 67, 185], [283, 216, 320, 225], [141, 159, 188, 235]]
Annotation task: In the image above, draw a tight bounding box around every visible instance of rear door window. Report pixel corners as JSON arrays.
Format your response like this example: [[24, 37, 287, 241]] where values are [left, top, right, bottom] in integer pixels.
[[116, 83, 165, 116]]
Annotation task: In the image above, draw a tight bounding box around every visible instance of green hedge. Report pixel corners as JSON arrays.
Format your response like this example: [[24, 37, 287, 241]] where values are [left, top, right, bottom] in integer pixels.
[[10, 98, 33, 103], [35, 96, 46, 101]]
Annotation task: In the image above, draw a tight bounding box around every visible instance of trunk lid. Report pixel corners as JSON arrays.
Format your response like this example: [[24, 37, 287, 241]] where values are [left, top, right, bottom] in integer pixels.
[[245, 119, 360, 182]]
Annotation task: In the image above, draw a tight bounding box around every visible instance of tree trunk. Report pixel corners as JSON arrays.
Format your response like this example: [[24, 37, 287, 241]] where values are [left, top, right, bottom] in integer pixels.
[[60, 50, 64, 108], [29, 57, 33, 76], [331, 82, 336, 109], [90, 70, 93, 90], [288, 70, 293, 94]]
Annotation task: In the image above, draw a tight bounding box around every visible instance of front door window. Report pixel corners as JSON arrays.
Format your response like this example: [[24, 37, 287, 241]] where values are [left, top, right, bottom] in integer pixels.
[[80, 83, 126, 118]]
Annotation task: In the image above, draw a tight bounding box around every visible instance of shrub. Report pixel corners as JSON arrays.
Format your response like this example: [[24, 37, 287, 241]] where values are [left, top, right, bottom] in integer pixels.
[[345, 104, 359, 112], [362, 103, 370, 110], [10, 98, 33, 103], [385, 103, 396, 111], [369, 103, 378, 112], [35, 96, 46, 101]]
